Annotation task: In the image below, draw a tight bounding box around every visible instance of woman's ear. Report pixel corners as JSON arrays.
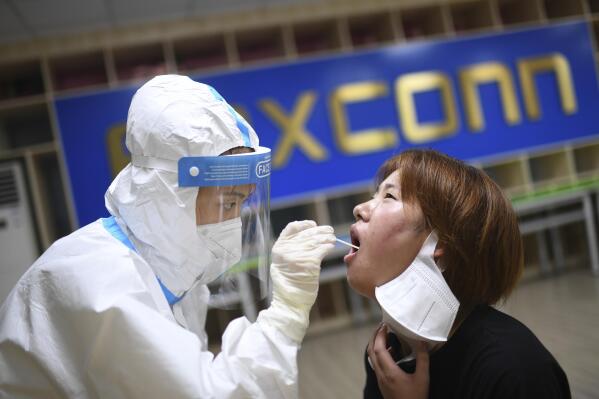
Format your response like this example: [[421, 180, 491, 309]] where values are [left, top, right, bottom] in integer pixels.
[[433, 246, 444, 263], [434, 246, 447, 272]]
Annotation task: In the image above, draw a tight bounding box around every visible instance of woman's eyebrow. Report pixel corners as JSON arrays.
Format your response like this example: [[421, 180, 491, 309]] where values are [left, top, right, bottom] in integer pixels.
[[380, 183, 397, 191]]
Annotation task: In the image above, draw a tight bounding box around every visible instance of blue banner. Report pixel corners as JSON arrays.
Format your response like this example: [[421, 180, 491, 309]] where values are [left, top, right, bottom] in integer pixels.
[[55, 21, 599, 227]]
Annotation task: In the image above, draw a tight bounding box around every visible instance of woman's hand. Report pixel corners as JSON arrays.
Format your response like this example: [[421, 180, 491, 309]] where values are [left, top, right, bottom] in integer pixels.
[[367, 324, 430, 399]]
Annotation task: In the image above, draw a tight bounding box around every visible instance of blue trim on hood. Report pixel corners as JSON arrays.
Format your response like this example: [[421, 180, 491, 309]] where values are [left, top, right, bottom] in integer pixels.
[[102, 216, 184, 307], [207, 85, 252, 147]]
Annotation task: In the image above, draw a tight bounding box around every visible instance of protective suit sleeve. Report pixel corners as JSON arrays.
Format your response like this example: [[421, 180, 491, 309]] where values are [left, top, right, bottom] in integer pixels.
[[0, 250, 299, 398], [85, 307, 298, 398], [84, 286, 300, 398], [257, 220, 336, 343]]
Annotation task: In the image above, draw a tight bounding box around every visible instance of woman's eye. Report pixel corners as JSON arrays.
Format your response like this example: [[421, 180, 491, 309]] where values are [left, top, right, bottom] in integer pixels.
[[385, 193, 396, 200]]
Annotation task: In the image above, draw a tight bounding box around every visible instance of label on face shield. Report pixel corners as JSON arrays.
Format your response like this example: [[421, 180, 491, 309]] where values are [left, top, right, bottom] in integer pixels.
[[255, 159, 270, 178], [178, 147, 271, 187]]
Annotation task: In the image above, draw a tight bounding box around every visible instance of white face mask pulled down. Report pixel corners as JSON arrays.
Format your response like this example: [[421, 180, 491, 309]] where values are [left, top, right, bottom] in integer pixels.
[[374, 231, 460, 363], [196, 217, 242, 284]]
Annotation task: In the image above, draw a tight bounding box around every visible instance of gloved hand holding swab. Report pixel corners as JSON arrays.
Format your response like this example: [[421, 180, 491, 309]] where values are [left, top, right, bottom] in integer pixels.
[[336, 237, 359, 250]]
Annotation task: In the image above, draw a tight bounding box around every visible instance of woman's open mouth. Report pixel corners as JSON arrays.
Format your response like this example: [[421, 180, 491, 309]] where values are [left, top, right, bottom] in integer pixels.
[[344, 226, 360, 263], [350, 233, 360, 253]]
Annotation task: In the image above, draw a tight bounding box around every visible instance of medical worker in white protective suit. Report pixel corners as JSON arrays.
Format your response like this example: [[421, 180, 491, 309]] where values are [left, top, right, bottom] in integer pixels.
[[0, 75, 336, 398]]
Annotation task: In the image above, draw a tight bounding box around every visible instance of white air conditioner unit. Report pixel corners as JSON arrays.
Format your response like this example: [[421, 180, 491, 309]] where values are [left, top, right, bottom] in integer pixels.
[[0, 161, 39, 304]]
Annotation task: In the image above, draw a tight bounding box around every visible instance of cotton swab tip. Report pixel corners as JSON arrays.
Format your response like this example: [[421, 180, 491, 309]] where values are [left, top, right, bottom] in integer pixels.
[[336, 237, 359, 250]]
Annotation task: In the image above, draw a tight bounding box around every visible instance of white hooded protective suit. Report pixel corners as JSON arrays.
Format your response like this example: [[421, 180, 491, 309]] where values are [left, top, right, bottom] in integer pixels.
[[0, 75, 300, 398]]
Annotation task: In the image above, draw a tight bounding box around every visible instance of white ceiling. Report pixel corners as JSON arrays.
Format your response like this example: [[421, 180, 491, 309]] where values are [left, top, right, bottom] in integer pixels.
[[0, 0, 315, 44]]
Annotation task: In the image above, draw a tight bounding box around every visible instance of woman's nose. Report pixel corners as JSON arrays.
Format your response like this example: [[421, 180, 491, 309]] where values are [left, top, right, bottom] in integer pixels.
[[353, 200, 370, 222]]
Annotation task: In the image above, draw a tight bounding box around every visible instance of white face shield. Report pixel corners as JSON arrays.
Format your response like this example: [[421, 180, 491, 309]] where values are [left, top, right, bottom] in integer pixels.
[[179, 147, 272, 308]]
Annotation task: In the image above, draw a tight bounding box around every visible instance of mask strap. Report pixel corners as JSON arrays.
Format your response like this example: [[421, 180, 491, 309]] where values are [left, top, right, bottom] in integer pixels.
[[420, 230, 439, 258], [419, 230, 448, 272]]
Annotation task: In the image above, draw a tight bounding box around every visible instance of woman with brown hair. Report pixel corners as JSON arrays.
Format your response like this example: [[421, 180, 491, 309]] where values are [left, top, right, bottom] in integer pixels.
[[344, 149, 570, 398]]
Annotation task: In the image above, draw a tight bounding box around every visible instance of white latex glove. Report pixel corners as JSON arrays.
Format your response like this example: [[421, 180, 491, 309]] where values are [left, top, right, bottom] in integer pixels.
[[257, 220, 336, 343]]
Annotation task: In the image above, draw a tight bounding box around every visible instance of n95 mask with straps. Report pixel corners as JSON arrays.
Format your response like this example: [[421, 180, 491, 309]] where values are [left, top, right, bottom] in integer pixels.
[[375, 231, 460, 348], [196, 217, 242, 283]]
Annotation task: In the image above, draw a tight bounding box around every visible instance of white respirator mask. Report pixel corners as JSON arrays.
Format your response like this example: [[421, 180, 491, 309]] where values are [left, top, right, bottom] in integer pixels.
[[375, 231, 460, 361], [196, 217, 243, 283]]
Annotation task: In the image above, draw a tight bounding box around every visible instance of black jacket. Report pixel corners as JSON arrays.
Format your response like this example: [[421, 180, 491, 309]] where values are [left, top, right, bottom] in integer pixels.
[[364, 305, 571, 399]]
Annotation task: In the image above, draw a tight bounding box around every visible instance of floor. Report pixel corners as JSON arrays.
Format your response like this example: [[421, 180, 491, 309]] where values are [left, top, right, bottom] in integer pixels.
[[297, 269, 599, 399]]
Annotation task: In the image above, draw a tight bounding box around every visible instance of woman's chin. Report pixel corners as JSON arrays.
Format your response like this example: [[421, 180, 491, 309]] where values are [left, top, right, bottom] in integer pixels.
[[346, 273, 375, 299]]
